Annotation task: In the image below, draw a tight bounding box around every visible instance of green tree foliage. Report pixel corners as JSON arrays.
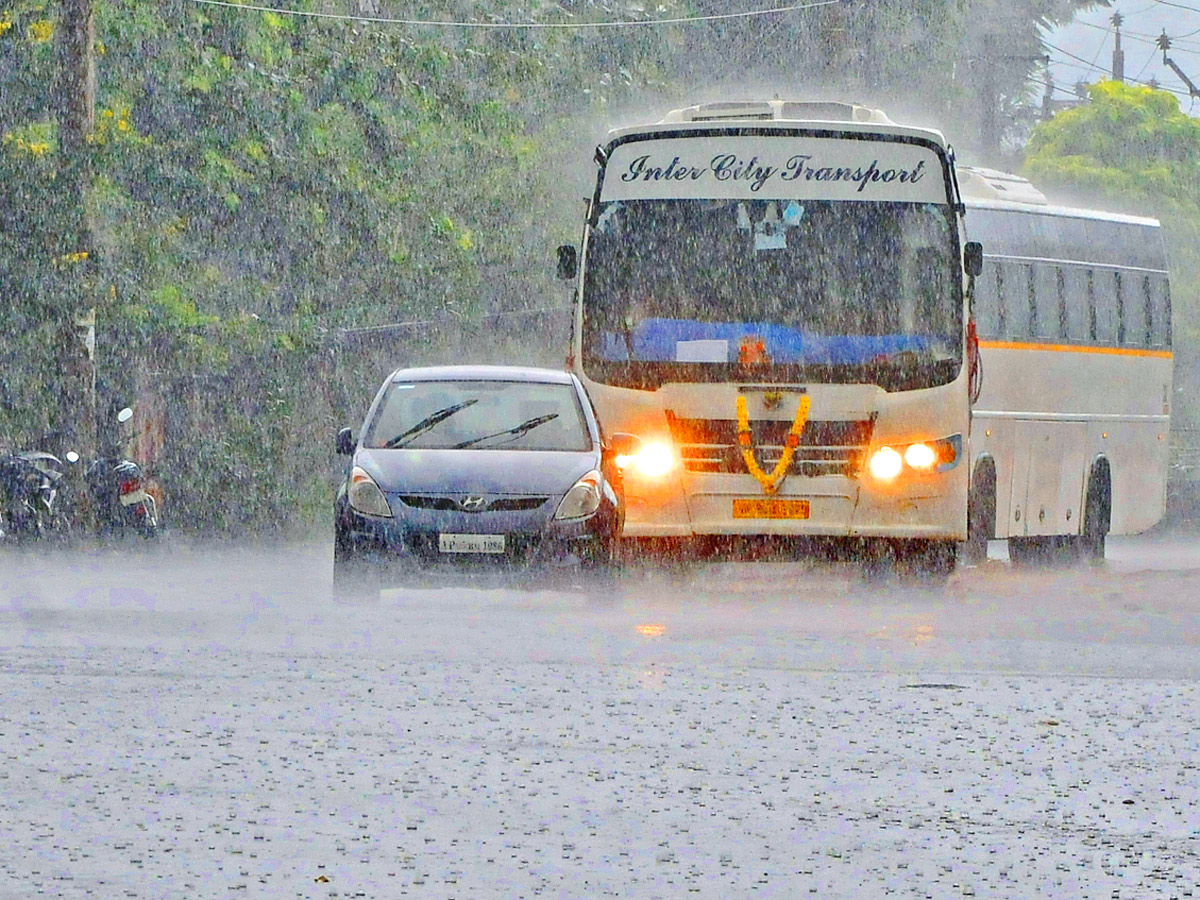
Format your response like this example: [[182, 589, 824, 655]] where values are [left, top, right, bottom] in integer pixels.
[[0, 0, 1127, 528], [1, 0, 683, 525], [1024, 79, 1200, 423]]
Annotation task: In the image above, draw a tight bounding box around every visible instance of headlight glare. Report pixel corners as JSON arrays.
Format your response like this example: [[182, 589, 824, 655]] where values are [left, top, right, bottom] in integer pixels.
[[868, 434, 962, 481], [618, 441, 675, 478], [555, 470, 603, 520], [904, 442, 937, 470], [868, 446, 904, 481], [348, 466, 393, 518]]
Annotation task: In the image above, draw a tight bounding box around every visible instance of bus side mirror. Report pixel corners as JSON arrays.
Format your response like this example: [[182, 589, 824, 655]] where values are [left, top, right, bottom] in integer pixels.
[[964, 241, 983, 278], [556, 244, 578, 281], [336, 427, 356, 456]]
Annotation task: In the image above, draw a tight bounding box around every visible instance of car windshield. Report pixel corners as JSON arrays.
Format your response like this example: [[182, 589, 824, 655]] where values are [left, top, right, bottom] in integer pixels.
[[364, 380, 592, 452], [582, 199, 962, 390]]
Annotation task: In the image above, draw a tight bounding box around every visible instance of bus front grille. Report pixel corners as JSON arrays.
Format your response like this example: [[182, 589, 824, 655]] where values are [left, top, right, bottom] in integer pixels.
[[665, 412, 874, 478]]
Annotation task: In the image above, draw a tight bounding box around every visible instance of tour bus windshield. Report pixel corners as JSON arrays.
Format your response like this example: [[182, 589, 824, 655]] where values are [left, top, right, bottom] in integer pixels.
[[583, 198, 963, 391]]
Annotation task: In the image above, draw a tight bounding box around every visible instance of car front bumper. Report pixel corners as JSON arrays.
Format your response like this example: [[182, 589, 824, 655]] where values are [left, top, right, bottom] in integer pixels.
[[336, 499, 615, 567]]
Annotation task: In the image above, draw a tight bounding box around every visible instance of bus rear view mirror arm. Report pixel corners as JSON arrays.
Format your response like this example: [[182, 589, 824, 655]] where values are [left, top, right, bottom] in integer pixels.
[[964, 241, 984, 278]]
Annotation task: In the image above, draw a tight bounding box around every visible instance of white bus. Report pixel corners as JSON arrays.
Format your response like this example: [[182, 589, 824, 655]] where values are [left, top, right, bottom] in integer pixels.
[[959, 168, 1173, 564], [559, 100, 979, 572]]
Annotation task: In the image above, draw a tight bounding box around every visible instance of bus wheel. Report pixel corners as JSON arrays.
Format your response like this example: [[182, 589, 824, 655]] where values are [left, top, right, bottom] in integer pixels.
[[912, 541, 958, 580], [1010, 535, 1077, 567], [965, 463, 996, 567], [1080, 467, 1111, 565], [1008, 536, 1047, 567]]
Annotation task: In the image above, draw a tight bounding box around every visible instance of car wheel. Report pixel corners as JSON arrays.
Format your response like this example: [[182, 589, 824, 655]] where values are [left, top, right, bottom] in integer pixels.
[[580, 535, 617, 571]]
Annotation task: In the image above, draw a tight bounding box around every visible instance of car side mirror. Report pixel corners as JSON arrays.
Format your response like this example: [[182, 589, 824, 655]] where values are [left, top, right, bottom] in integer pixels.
[[963, 241, 983, 278], [336, 427, 356, 456], [556, 244, 578, 281], [606, 432, 642, 460]]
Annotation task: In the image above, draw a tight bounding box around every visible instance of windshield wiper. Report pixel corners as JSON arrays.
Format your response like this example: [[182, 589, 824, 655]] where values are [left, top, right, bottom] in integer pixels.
[[451, 414, 559, 450], [385, 399, 478, 449]]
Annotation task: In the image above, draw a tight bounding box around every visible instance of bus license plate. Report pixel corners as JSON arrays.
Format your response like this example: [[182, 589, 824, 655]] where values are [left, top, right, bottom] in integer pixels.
[[732, 499, 810, 520], [438, 533, 506, 554]]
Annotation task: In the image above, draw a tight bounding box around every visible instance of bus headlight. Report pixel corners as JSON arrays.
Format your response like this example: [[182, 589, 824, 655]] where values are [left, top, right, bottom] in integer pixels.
[[904, 442, 937, 471], [868, 435, 961, 481], [617, 441, 676, 478], [868, 447, 904, 481]]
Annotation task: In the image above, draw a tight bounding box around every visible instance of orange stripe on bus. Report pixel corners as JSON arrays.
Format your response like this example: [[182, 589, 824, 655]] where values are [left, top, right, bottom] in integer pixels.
[[978, 340, 1173, 359]]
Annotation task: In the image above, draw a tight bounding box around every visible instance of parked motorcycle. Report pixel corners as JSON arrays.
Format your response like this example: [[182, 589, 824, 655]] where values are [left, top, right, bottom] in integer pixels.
[[80, 407, 160, 540], [0, 450, 72, 540]]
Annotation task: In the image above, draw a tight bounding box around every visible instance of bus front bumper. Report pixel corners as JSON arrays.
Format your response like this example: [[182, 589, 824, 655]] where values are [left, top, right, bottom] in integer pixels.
[[621, 471, 967, 541]]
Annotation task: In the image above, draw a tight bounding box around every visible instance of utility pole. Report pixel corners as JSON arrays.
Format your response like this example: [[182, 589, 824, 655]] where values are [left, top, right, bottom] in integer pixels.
[[978, 33, 1000, 161], [56, 0, 97, 457], [1112, 12, 1125, 82], [1157, 31, 1200, 98]]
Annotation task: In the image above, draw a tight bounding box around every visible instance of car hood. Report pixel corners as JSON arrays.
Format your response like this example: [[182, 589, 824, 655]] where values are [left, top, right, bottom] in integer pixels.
[[355, 447, 598, 495]]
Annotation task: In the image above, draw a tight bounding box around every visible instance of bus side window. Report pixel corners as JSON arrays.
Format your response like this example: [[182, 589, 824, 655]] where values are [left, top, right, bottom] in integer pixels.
[[1143, 275, 1154, 346], [1151, 275, 1172, 348], [1034, 264, 1057, 340], [1026, 264, 1037, 338], [1122, 270, 1147, 348], [1114, 270, 1126, 345], [995, 262, 1007, 336], [1056, 267, 1068, 340], [1087, 269, 1098, 342], [974, 259, 1001, 337], [1064, 266, 1089, 343], [1001, 262, 1029, 339], [1093, 269, 1118, 344]]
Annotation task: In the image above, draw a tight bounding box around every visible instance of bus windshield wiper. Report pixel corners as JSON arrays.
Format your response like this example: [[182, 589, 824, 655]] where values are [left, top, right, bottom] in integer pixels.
[[451, 414, 559, 449], [385, 399, 478, 449]]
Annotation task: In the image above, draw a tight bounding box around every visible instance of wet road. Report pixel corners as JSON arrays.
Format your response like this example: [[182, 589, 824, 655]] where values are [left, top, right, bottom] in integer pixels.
[[1, 533, 1198, 898]]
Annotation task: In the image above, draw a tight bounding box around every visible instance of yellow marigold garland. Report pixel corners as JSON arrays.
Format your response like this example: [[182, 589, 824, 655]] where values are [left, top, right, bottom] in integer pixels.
[[736, 393, 811, 495]]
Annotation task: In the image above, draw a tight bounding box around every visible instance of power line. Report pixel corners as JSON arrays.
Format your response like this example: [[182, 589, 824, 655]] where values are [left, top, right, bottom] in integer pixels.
[[1030, 75, 1091, 100], [336, 306, 571, 343], [1134, 43, 1160, 80], [1043, 36, 1193, 99], [1075, 19, 1200, 51], [1152, 0, 1200, 14], [1074, 17, 1200, 50], [1086, 22, 1109, 72], [184, 0, 843, 29]]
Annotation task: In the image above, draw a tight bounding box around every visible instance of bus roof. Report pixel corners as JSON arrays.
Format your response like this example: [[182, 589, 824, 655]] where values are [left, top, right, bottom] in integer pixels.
[[965, 198, 1160, 230], [965, 200, 1167, 271], [603, 100, 949, 148], [960, 166, 1160, 228]]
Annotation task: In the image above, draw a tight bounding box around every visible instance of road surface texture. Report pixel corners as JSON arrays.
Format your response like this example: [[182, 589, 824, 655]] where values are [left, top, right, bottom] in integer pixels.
[[1, 534, 1198, 899]]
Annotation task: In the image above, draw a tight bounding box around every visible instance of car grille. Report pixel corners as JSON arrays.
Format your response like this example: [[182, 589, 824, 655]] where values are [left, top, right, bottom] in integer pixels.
[[666, 411, 874, 478], [397, 495, 549, 513]]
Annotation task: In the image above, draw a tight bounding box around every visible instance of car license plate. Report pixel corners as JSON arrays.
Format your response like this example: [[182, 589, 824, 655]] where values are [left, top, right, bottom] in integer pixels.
[[732, 498, 810, 520], [438, 533, 506, 554]]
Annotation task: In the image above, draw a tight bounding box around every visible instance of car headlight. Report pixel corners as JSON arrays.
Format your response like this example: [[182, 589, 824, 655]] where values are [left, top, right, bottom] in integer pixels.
[[868, 435, 961, 481], [615, 440, 675, 478], [555, 470, 603, 520], [348, 466, 393, 518]]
